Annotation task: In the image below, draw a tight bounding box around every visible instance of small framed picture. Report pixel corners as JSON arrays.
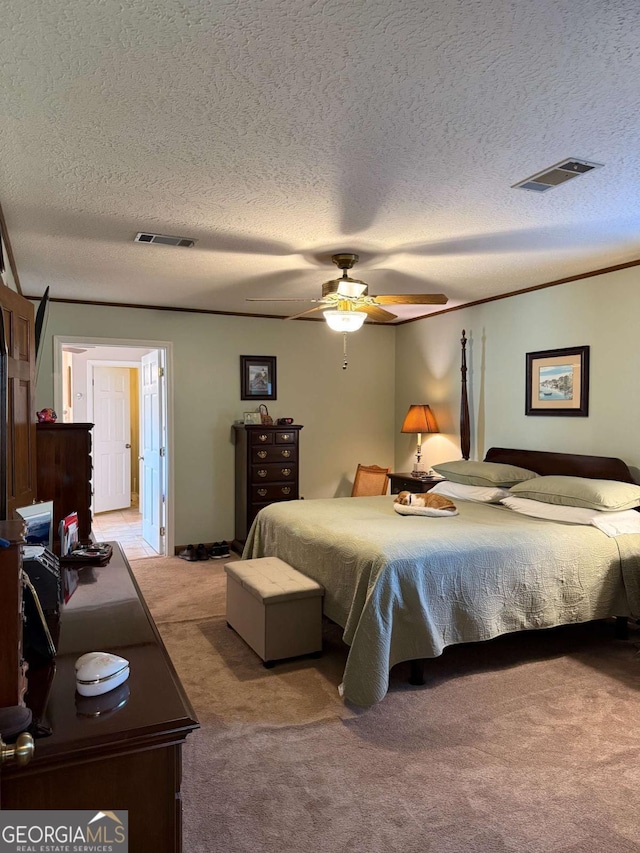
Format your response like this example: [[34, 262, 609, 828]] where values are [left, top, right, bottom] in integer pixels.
[[240, 355, 277, 401], [243, 412, 262, 425], [525, 345, 589, 416]]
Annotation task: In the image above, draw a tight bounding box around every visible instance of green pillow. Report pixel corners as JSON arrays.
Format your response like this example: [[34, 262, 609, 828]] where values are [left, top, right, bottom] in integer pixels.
[[510, 475, 640, 512], [431, 460, 538, 488]]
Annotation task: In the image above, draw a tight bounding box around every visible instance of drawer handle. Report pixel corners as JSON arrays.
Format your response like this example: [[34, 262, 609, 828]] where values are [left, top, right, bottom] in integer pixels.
[[281, 449, 291, 458], [258, 434, 269, 442], [281, 468, 292, 476], [257, 450, 267, 459], [281, 487, 291, 495], [257, 488, 267, 497], [257, 469, 267, 478], [281, 433, 291, 441]]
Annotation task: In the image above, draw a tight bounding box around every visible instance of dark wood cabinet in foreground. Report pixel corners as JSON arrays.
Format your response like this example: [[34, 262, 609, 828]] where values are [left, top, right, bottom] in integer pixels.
[[233, 424, 303, 552], [0, 520, 27, 709], [1, 543, 199, 853]]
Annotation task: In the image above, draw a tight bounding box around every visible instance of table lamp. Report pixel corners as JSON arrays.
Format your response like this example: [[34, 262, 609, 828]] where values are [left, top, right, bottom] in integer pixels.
[[401, 404, 439, 474]]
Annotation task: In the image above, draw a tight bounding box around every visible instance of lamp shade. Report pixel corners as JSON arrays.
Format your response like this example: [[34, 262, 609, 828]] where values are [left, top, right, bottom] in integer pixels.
[[401, 404, 439, 434], [323, 310, 366, 332]]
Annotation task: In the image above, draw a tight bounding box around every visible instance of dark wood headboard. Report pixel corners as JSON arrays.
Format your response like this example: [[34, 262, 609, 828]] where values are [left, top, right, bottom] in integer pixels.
[[484, 447, 634, 483]]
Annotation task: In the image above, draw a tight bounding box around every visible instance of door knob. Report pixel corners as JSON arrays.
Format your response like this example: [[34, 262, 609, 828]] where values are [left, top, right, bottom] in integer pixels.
[[138, 456, 144, 461], [0, 732, 35, 768], [125, 443, 131, 449]]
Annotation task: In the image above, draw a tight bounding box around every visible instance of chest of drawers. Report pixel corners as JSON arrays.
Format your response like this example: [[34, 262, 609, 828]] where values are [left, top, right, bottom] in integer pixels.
[[36, 422, 94, 545], [233, 424, 303, 551]]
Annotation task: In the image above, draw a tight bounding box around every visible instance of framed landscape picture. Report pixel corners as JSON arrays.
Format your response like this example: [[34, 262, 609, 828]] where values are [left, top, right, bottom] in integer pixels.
[[525, 345, 589, 416], [240, 355, 277, 401]]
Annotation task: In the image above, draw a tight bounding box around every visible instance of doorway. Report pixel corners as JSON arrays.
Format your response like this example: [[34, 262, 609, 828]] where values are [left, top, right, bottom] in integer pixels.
[[53, 336, 173, 558]]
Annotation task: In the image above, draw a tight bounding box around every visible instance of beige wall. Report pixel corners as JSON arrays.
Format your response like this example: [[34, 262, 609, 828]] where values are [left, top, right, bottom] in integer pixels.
[[36, 302, 396, 544], [395, 265, 640, 481]]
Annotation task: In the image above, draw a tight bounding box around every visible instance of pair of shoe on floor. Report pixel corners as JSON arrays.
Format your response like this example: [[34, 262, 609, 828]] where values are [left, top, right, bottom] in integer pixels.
[[179, 542, 230, 562], [209, 541, 230, 559]]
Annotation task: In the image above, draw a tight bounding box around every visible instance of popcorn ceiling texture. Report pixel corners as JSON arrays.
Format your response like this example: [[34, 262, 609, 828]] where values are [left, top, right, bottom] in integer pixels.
[[1, 0, 640, 317]]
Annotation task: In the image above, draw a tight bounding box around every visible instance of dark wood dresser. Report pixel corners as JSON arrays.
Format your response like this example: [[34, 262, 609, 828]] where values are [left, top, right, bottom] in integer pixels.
[[0, 519, 27, 709], [36, 422, 93, 544], [1, 542, 199, 853], [233, 423, 303, 551]]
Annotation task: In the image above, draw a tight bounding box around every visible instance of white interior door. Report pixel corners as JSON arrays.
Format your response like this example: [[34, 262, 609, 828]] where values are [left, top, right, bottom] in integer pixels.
[[93, 366, 131, 513], [141, 350, 164, 553]]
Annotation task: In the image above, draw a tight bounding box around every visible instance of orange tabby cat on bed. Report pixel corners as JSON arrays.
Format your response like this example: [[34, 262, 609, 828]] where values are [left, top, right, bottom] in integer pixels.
[[394, 490, 457, 512]]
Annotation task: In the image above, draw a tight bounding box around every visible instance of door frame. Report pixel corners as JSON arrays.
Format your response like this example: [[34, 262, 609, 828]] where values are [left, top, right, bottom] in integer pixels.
[[53, 336, 174, 557]]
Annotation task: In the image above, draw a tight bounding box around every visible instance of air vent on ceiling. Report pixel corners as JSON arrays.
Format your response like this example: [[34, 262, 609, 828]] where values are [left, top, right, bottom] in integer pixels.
[[512, 158, 604, 193], [135, 232, 196, 247]]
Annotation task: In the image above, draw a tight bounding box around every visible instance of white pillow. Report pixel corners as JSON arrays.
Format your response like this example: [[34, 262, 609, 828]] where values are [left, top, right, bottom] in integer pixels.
[[500, 496, 597, 525], [430, 481, 511, 503], [393, 502, 458, 517], [591, 511, 640, 536], [502, 496, 640, 536]]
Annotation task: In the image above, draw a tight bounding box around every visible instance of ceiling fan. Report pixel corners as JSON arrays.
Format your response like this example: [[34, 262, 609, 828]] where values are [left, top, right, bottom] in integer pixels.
[[247, 254, 448, 331]]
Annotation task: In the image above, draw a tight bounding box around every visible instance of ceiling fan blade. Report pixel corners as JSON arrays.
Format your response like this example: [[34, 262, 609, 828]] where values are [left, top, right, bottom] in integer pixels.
[[373, 294, 448, 305], [358, 305, 397, 322], [285, 305, 326, 321], [246, 297, 324, 303]]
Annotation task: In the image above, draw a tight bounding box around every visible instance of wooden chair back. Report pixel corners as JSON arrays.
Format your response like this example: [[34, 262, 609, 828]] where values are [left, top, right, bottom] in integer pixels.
[[351, 464, 390, 497]]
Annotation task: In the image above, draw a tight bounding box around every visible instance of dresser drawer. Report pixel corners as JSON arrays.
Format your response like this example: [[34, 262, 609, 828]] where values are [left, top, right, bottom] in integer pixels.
[[275, 430, 297, 444], [249, 499, 296, 528], [252, 446, 297, 464], [250, 431, 274, 446], [251, 483, 298, 502], [251, 463, 297, 483]]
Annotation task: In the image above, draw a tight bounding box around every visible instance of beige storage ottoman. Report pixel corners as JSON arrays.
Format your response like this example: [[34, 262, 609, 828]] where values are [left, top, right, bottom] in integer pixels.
[[224, 557, 324, 666]]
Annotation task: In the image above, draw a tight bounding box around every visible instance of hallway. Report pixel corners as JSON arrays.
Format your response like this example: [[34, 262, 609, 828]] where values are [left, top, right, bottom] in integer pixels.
[[92, 504, 159, 561]]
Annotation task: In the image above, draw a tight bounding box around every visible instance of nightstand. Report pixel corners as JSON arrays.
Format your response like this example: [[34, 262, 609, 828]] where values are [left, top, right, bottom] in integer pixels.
[[386, 472, 444, 495]]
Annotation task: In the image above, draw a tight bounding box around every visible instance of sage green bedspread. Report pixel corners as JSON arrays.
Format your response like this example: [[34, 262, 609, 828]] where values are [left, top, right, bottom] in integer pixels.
[[243, 496, 640, 706]]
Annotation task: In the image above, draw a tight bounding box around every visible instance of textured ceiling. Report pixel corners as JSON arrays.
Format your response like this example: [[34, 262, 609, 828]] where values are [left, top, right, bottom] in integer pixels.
[[1, 0, 640, 322]]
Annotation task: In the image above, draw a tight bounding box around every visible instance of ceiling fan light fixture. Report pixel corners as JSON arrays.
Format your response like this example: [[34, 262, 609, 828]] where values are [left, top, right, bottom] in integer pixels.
[[323, 310, 366, 332]]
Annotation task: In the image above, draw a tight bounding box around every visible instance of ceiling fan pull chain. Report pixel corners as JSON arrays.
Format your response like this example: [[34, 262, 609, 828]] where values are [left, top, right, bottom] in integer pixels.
[[343, 332, 348, 370]]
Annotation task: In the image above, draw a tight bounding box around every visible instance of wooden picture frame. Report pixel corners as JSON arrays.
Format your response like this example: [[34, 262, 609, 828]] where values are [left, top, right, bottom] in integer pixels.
[[240, 355, 277, 401], [525, 345, 589, 416]]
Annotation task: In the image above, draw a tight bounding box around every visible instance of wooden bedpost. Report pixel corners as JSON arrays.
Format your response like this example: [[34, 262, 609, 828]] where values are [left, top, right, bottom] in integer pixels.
[[407, 330, 471, 690], [460, 330, 470, 460]]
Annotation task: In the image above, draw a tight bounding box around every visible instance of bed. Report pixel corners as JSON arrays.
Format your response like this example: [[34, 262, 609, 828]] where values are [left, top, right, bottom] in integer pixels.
[[243, 334, 640, 706], [243, 446, 640, 705]]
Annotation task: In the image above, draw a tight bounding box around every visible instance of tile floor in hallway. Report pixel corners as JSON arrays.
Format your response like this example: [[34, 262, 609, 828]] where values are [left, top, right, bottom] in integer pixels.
[[92, 505, 159, 561]]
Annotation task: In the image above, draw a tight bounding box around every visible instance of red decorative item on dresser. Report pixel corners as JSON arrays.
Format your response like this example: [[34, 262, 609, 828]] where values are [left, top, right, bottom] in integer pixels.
[[36, 408, 57, 423]]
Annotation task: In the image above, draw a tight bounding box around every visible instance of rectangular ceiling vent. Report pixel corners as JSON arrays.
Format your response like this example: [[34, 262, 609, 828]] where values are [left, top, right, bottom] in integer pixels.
[[135, 232, 196, 247], [513, 158, 604, 193]]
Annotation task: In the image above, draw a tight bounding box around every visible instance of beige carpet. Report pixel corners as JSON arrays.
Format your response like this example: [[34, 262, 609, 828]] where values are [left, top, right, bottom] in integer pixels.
[[131, 554, 232, 624], [131, 556, 640, 853], [132, 554, 352, 724]]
